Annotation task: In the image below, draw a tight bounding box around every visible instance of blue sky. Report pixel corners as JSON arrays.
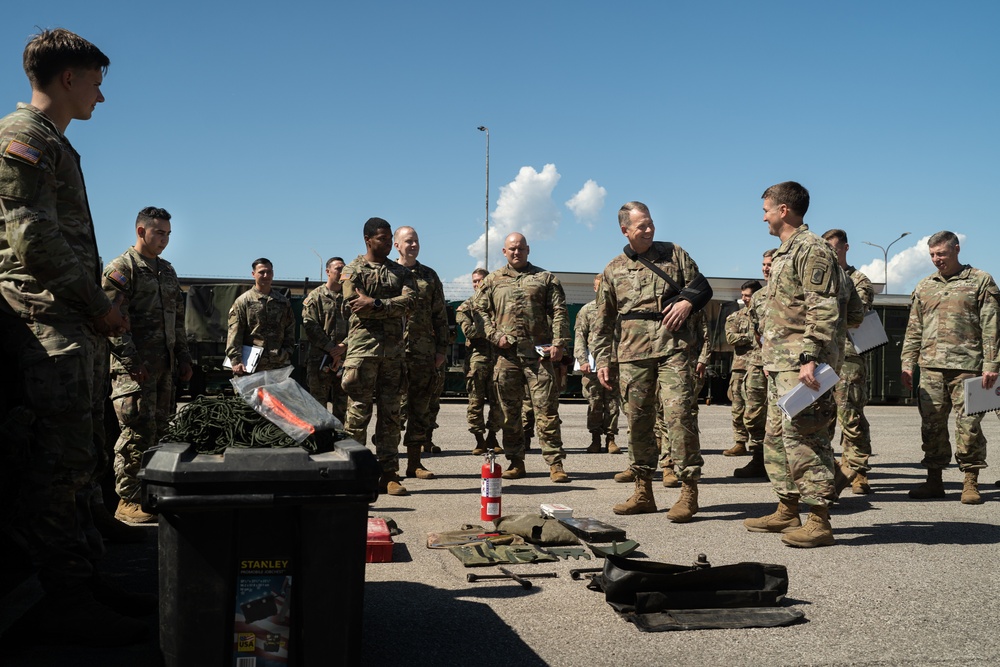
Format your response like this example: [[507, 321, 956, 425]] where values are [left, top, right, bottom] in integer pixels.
[[3, 2, 997, 299]]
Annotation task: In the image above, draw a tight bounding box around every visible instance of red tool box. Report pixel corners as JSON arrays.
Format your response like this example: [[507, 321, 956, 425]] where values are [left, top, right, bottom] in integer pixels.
[[366, 518, 394, 563]]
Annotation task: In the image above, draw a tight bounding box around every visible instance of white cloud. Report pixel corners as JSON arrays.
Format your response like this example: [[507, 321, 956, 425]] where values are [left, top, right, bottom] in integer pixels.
[[857, 233, 966, 295], [467, 164, 561, 270], [565, 179, 606, 228]]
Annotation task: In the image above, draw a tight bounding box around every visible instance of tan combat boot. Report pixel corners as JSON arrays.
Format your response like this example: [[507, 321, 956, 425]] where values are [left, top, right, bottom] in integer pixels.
[[586, 433, 602, 453], [95, 502, 146, 542], [471, 433, 488, 456], [405, 446, 435, 479], [486, 431, 501, 453], [379, 472, 409, 496], [115, 499, 157, 524], [908, 468, 945, 499], [744, 498, 801, 533], [614, 468, 635, 483], [606, 435, 621, 454], [666, 480, 699, 523], [852, 471, 872, 494], [781, 505, 835, 548], [662, 466, 680, 488], [613, 474, 657, 515], [961, 471, 983, 505], [834, 460, 857, 495], [550, 462, 570, 483], [723, 442, 749, 457], [502, 458, 526, 480]]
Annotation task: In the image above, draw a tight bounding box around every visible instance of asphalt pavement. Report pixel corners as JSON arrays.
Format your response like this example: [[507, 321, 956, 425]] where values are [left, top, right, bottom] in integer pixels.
[[8, 401, 1000, 666]]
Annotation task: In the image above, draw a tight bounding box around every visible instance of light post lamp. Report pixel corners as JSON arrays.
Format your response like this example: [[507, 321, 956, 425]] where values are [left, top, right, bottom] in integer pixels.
[[863, 232, 911, 293], [477, 126, 489, 269]]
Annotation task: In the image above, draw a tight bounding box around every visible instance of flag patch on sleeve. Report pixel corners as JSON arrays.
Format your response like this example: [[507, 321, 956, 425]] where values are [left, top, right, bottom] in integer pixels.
[[5, 140, 41, 164], [107, 269, 128, 287]]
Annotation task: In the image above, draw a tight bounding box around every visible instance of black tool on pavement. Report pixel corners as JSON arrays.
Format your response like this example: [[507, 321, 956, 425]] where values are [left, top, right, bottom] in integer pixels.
[[570, 567, 604, 580], [558, 517, 626, 542], [466, 568, 559, 588]]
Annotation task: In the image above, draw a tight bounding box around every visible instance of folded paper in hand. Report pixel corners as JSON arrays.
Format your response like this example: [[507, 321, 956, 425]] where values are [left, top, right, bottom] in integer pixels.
[[776, 363, 840, 419], [223, 345, 263, 373], [963, 377, 1000, 416], [847, 311, 889, 354]]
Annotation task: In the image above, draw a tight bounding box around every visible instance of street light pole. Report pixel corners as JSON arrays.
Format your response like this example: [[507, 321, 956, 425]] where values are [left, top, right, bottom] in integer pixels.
[[477, 126, 489, 269], [863, 232, 911, 293]]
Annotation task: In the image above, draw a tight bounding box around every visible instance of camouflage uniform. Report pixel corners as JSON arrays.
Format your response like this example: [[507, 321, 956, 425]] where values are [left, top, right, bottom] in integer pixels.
[[399, 261, 449, 448], [901, 265, 999, 471], [301, 283, 350, 423], [225, 287, 295, 372], [102, 246, 191, 502], [473, 262, 569, 464], [593, 242, 712, 479], [657, 309, 712, 468], [830, 266, 875, 473], [0, 104, 114, 589], [574, 299, 619, 438], [761, 225, 843, 507], [456, 295, 501, 435], [724, 307, 752, 447], [741, 289, 768, 451], [340, 255, 417, 472]]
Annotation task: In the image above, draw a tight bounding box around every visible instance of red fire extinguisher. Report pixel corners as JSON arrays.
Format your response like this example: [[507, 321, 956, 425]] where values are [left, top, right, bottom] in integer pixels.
[[481, 451, 502, 521]]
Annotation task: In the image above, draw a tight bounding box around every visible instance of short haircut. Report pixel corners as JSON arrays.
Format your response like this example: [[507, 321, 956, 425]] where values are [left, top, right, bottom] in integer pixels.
[[136, 206, 170, 228], [251, 258, 272, 271], [928, 231, 959, 249], [761, 181, 810, 217], [326, 256, 345, 268], [821, 229, 848, 244], [472, 268, 488, 279], [618, 201, 650, 228], [363, 217, 391, 239], [393, 225, 416, 242], [741, 279, 763, 293], [23, 28, 109, 89], [763, 248, 777, 258]]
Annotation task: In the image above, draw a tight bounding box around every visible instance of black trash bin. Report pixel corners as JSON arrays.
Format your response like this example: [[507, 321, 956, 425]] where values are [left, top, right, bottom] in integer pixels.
[[140, 439, 380, 667]]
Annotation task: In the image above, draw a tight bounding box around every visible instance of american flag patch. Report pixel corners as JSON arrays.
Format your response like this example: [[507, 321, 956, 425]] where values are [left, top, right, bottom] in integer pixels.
[[107, 269, 127, 287], [5, 140, 41, 164]]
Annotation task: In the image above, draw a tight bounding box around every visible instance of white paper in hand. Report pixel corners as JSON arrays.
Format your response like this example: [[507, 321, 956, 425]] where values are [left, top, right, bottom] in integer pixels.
[[776, 363, 840, 420], [963, 376, 1000, 416]]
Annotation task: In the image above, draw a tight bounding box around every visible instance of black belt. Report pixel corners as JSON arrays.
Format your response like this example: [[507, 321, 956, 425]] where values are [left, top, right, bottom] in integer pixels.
[[620, 312, 662, 322]]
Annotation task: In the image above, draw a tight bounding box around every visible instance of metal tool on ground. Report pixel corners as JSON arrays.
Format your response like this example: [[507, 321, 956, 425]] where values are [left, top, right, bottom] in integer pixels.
[[588, 539, 640, 559], [466, 568, 559, 588], [570, 567, 603, 580], [545, 547, 591, 560]]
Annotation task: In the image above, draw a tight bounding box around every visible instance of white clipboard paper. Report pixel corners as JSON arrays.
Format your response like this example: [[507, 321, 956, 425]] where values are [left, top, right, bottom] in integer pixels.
[[776, 363, 840, 420], [964, 376, 1000, 416], [847, 310, 889, 354], [223, 345, 264, 373]]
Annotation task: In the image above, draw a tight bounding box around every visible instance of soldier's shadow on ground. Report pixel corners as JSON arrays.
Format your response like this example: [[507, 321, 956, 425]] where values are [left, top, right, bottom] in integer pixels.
[[363, 581, 547, 666], [836, 520, 1000, 546]]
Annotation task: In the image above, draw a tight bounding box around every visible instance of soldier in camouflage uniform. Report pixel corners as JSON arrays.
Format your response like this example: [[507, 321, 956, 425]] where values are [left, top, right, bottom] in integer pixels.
[[733, 250, 775, 478], [743, 182, 844, 548], [0, 29, 148, 646], [901, 230, 999, 505], [473, 232, 571, 483], [394, 226, 449, 479], [226, 258, 295, 373], [594, 202, 713, 519], [456, 268, 501, 454], [103, 207, 192, 523], [724, 280, 764, 457], [575, 274, 621, 454], [302, 256, 350, 423], [341, 218, 417, 495], [822, 229, 876, 494]]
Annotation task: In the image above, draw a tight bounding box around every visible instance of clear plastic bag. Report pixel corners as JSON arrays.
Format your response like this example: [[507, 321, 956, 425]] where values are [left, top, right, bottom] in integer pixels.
[[230, 366, 341, 443]]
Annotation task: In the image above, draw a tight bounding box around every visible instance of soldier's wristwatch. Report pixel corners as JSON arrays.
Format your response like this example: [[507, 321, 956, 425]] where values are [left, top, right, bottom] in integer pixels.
[[373, 298, 384, 310], [799, 353, 818, 365]]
